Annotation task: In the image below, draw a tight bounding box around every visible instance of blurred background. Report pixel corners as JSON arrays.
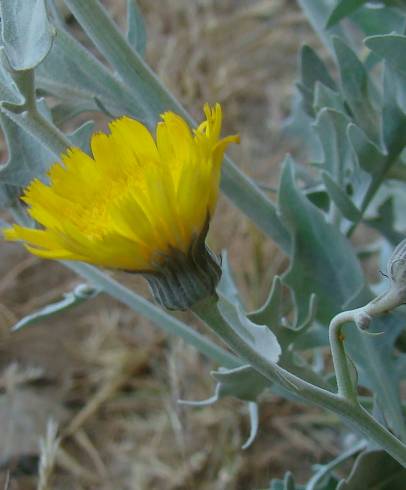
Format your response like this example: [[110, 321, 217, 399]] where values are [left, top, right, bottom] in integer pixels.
[[0, 1, 341, 488]]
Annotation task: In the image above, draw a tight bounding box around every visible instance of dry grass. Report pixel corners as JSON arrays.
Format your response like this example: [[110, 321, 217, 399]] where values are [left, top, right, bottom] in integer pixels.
[[0, 1, 341, 489]]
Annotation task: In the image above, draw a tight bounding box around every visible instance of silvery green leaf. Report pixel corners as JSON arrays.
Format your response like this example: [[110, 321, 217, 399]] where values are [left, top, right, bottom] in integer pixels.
[[36, 27, 145, 122], [351, 5, 406, 38], [217, 250, 243, 307], [50, 101, 97, 125], [283, 473, 296, 490], [0, 0, 54, 70], [382, 62, 406, 156], [218, 297, 282, 364], [333, 37, 379, 143], [278, 157, 364, 324], [68, 120, 95, 153], [249, 275, 283, 327], [327, 0, 405, 32], [305, 186, 330, 212], [242, 402, 259, 450], [313, 82, 345, 114], [212, 365, 270, 402], [387, 237, 406, 285], [288, 325, 329, 351], [301, 46, 336, 92], [386, 181, 406, 231], [11, 284, 100, 332], [178, 390, 219, 407], [296, 82, 314, 118], [284, 92, 321, 160], [0, 99, 55, 207], [337, 450, 406, 490], [365, 34, 406, 78], [344, 287, 406, 438], [322, 171, 362, 222], [221, 160, 291, 254], [178, 365, 269, 406], [326, 0, 366, 28], [297, 0, 352, 52], [365, 34, 406, 115], [347, 123, 386, 176], [365, 198, 404, 246], [297, 45, 336, 117], [279, 159, 406, 435], [249, 277, 318, 351], [306, 440, 367, 490], [127, 0, 146, 57], [0, 183, 17, 207], [313, 108, 352, 185], [0, 54, 22, 104], [269, 473, 305, 490], [181, 382, 261, 448], [296, 294, 319, 332], [395, 352, 406, 376]]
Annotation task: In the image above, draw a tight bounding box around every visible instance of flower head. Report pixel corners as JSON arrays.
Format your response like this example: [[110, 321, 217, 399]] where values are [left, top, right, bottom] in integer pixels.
[[4, 104, 239, 309]]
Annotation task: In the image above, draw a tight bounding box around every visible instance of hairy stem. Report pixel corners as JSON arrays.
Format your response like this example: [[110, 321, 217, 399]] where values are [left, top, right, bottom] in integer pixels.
[[193, 295, 406, 467], [329, 310, 360, 403]]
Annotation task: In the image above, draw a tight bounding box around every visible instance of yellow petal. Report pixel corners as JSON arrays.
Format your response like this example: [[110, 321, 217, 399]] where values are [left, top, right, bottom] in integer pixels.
[[4, 104, 239, 272]]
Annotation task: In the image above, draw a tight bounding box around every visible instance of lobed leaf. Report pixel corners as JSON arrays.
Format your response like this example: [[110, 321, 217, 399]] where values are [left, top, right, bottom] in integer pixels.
[[333, 37, 379, 143], [337, 450, 406, 489], [212, 365, 269, 402], [126, 0, 146, 56], [218, 297, 282, 364], [278, 157, 364, 324], [365, 34, 406, 78], [297, 0, 351, 52], [313, 82, 345, 114], [278, 159, 406, 434], [347, 123, 386, 176], [313, 109, 352, 188], [0, 0, 54, 70], [11, 284, 100, 332], [216, 251, 243, 307], [36, 27, 143, 122], [0, 100, 55, 206], [321, 171, 362, 222], [351, 6, 406, 37], [326, 0, 366, 28], [297, 45, 336, 117], [365, 197, 404, 246], [0, 59, 22, 104]]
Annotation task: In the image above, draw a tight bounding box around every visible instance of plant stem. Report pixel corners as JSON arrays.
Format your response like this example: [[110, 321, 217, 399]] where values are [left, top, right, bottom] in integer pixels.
[[328, 288, 406, 403], [347, 148, 404, 238], [305, 439, 367, 490], [193, 295, 406, 467], [1, 69, 70, 155], [329, 310, 359, 403]]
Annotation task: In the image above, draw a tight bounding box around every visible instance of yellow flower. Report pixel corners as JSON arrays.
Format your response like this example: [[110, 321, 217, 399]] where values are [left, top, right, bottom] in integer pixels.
[[4, 104, 239, 309]]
